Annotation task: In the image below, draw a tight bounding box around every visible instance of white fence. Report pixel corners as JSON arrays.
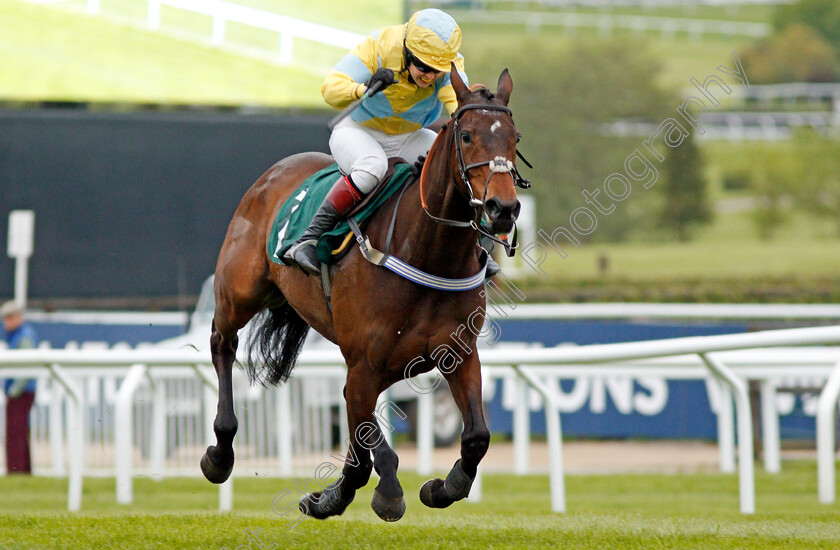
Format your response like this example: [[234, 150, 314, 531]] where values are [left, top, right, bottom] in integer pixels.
[[3, 325, 840, 515], [491, 302, 840, 320], [145, 0, 364, 65], [0, 343, 346, 511], [454, 9, 770, 38], [431, 0, 793, 6], [66, 0, 365, 65], [602, 114, 840, 142]]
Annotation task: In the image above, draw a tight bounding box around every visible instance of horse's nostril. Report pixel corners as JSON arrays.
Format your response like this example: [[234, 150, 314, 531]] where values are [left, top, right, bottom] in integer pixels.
[[485, 198, 501, 218], [486, 198, 519, 221]]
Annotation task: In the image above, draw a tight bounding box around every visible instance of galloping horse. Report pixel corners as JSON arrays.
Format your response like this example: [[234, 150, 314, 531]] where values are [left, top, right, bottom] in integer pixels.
[[201, 66, 524, 521]]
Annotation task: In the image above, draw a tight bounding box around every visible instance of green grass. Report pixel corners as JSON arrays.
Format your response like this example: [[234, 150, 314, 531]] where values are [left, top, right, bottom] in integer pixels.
[[0, 0, 326, 107], [1, 0, 763, 106], [502, 205, 840, 303], [0, 0, 403, 107], [534, 210, 840, 280], [1, 463, 839, 548], [57, 0, 404, 34]]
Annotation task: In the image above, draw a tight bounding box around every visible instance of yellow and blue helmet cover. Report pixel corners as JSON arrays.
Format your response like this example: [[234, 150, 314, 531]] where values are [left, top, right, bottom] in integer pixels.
[[405, 9, 462, 73]]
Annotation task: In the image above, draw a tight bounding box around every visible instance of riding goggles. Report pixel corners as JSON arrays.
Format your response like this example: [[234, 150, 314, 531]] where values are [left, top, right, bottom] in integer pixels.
[[405, 49, 441, 74]]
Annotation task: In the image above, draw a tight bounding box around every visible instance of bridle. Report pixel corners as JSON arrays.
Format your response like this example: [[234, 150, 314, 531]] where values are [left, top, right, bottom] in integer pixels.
[[454, 103, 531, 194], [420, 101, 532, 255]]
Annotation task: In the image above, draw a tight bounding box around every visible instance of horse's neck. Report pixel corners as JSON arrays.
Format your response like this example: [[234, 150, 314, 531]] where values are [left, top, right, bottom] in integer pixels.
[[394, 138, 480, 278]]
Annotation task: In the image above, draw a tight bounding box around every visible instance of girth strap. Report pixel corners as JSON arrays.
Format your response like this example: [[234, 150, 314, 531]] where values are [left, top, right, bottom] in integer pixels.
[[346, 217, 487, 292]]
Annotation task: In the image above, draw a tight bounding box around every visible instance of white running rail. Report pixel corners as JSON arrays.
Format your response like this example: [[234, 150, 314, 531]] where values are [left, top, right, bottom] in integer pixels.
[[436, 0, 793, 6], [490, 302, 840, 320], [62, 0, 366, 64], [146, 0, 364, 64], [454, 9, 771, 38], [3, 325, 840, 514]]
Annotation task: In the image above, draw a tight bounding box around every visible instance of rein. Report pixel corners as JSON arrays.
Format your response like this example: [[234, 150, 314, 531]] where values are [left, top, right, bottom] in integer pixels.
[[419, 102, 531, 256], [343, 97, 533, 291]]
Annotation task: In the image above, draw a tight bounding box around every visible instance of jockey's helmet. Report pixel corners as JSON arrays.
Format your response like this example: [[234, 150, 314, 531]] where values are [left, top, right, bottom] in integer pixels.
[[404, 9, 461, 73]]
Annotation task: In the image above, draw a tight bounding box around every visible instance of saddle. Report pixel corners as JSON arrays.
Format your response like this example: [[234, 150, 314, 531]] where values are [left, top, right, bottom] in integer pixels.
[[328, 158, 412, 261], [267, 158, 418, 267]]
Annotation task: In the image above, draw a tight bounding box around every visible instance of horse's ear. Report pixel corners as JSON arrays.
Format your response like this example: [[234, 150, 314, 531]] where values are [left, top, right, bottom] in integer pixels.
[[450, 62, 470, 105], [496, 68, 513, 106]]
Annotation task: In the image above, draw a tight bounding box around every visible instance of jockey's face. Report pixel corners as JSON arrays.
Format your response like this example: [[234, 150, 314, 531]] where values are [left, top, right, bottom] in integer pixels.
[[408, 62, 442, 88]]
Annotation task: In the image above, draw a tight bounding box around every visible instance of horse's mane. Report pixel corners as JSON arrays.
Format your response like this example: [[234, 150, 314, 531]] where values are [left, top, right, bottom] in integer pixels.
[[465, 84, 497, 104]]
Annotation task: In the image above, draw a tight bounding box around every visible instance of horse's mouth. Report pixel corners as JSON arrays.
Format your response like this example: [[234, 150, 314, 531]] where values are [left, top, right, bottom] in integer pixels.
[[485, 197, 520, 235], [488, 217, 516, 236]]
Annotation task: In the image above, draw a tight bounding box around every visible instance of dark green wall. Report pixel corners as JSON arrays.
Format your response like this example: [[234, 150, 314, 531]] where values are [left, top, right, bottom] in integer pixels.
[[0, 108, 330, 304]]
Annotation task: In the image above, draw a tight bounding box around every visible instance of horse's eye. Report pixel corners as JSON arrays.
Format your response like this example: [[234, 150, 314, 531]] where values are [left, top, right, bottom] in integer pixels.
[[516, 132, 522, 143], [460, 131, 472, 144]]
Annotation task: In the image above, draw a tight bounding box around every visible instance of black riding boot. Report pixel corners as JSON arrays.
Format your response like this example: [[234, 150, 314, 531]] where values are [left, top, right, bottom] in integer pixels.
[[485, 255, 501, 278], [283, 175, 364, 276], [479, 234, 501, 278], [284, 202, 342, 275]]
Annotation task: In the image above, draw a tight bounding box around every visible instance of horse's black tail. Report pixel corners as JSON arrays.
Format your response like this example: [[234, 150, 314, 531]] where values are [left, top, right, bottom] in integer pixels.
[[242, 303, 310, 386]]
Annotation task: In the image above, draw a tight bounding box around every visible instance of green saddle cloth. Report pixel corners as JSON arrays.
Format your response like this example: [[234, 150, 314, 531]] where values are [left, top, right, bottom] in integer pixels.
[[268, 162, 416, 266]]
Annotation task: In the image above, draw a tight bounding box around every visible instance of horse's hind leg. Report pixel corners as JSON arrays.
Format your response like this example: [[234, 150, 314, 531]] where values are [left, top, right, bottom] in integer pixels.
[[420, 355, 489, 509], [200, 320, 239, 483], [201, 257, 277, 483]]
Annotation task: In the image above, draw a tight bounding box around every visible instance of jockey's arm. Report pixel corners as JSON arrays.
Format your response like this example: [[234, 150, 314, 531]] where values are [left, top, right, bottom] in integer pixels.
[[321, 71, 367, 109], [321, 36, 379, 109]]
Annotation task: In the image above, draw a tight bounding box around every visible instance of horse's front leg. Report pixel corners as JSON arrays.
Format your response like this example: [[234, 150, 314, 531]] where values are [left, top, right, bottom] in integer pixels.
[[369, 408, 406, 521], [300, 366, 406, 521], [200, 325, 239, 483], [420, 355, 489, 508]]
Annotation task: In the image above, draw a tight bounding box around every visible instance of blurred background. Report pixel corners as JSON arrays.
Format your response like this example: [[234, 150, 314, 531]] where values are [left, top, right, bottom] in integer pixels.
[[1, 0, 840, 481], [1, 0, 839, 308]]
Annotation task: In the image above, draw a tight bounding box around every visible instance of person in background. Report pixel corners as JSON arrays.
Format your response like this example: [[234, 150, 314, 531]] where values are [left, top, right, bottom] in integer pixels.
[[1, 300, 38, 474]]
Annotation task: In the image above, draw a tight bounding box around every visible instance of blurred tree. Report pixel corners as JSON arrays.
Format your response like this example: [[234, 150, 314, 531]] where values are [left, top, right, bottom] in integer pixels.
[[790, 129, 840, 235], [751, 166, 789, 241], [747, 144, 798, 240], [471, 38, 674, 241], [741, 24, 839, 84], [774, 0, 840, 56], [708, 141, 797, 239], [659, 136, 712, 241]]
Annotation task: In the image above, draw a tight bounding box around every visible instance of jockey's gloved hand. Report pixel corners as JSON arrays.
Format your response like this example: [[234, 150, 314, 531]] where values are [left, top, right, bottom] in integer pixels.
[[366, 68, 398, 95], [410, 155, 427, 177]]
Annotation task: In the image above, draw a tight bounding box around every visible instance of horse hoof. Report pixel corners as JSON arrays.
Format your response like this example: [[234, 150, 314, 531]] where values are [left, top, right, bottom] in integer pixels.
[[200, 451, 233, 484], [299, 493, 322, 519], [371, 489, 406, 522], [419, 479, 452, 509], [299, 491, 351, 520]]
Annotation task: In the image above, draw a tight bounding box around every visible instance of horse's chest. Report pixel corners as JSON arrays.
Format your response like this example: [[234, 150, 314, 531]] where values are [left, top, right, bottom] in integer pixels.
[[376, 298, 482, 357], [332, 268, 485, 369]]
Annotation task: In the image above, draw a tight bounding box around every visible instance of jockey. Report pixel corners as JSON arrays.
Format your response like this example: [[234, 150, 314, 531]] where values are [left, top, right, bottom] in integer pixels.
[[284, 8, 500, 278]]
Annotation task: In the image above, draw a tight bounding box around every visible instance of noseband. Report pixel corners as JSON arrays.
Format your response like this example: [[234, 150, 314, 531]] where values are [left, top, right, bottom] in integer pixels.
[[420, 102, 532, 255], [453, 103, 531, 196]]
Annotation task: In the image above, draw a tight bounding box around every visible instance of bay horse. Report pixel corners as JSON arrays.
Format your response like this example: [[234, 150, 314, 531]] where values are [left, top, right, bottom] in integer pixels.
[[202, 66, 524, 521]]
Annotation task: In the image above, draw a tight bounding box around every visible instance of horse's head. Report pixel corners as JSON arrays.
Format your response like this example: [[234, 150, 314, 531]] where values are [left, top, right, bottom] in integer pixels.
[[448, 66, 522, 235]]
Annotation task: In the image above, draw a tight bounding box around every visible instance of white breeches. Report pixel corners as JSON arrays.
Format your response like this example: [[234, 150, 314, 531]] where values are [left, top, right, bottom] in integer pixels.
[[329, 117, 438, 194]]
